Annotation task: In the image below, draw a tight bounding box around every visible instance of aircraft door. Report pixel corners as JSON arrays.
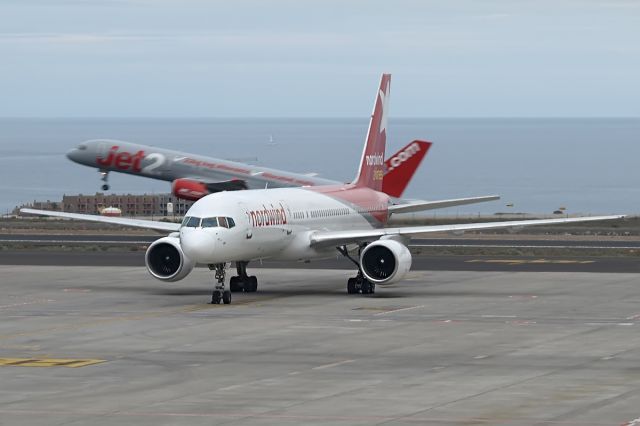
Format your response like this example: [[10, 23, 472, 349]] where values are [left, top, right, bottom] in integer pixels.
[[280, 200, 293, 236]]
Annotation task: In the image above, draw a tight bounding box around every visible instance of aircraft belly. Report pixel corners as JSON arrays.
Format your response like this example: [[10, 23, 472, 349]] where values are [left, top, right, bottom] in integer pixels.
[[244, 227, 293, 259]]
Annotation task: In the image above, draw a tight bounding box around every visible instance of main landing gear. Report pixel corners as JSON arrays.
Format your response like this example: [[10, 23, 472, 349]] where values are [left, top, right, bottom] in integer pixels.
[[229, 261, 258, 293], [338, 245, 375, 295], [209, 263, 232, 304], [100, 170, 110, 191]]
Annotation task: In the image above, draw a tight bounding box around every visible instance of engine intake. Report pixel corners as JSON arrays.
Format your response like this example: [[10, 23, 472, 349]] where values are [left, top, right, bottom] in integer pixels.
[[145, 236, 195, 282], [360, 239, 412, 285]]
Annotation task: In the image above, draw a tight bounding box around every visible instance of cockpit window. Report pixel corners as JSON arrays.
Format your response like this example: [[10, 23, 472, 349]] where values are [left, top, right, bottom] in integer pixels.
[[199, 217, 236, 229], [181, 216, 201, 228], [77, 144, 87, 150], [201, 217, 218, 228], [184, 216, 235, 229]]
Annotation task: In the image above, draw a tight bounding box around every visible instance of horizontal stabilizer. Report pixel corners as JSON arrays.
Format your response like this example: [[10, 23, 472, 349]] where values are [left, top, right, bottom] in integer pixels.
[[20, 208, 180, 232], [388, 195, 500, 214]]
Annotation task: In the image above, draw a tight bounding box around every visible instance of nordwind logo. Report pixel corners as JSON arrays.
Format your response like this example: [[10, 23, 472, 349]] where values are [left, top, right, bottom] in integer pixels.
[[247, 203, 288, 227], [365, 152, 384, 166]]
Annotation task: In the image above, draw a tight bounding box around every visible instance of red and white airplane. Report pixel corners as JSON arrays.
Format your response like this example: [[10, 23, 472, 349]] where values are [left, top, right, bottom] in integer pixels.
[[23, 74, 624, 304]]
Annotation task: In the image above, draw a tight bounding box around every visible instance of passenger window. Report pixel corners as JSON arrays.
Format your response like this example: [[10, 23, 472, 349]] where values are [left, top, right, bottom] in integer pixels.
[[201, 217, 218, 228], [218, 217, 229, 228], [227, 217, 235, 228]]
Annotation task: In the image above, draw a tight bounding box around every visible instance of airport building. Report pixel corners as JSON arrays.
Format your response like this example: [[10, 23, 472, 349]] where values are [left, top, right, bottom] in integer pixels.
[[16, 193, 193, 217]]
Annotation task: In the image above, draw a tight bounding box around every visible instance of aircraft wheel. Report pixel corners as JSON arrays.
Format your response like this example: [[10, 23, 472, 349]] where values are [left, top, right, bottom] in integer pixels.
[[230, 276, 241, 292], [101, 184, 110, 191], [361, 280, 374, 295], [347, 278, 357, 294], [211, 291, 222, 304], [249, 276, 258, 292], [222, 290, 232, 304]]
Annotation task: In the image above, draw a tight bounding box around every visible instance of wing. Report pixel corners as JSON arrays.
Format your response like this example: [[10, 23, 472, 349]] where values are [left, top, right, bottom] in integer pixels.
[[20, 208, 180, 232], [388, 195, 500, 214], [310, 215, 625, 247]]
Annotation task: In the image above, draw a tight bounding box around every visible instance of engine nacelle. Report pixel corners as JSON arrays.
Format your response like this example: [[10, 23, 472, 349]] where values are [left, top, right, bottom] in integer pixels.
[[360, 239, 412, 285], [172, 178, 209, 201], [145, 236, 195, 282]]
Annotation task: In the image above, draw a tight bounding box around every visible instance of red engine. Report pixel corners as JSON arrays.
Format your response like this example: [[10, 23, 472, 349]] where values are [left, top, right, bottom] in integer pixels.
[[172, 179, 209, 201]]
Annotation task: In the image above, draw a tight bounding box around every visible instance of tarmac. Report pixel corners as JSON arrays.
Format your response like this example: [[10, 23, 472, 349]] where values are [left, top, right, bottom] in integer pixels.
[[2, 249, 640, 273], [1, 265, 640, 425]]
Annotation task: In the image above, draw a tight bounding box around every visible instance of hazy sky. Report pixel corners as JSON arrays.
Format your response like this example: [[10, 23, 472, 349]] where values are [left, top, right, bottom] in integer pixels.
[[1, 0, 639, 117]]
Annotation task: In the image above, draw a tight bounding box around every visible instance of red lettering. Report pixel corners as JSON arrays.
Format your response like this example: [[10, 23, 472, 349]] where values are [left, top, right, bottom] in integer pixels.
[[95, 146, 145, 173], [96, 146, 118, 167], [132, 150, 145, 172], [115, 152, 132, 170]]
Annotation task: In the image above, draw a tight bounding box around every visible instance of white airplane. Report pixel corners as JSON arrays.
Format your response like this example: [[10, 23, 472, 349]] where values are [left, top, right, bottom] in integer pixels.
[[67, 137, 434, 201], [23, 74, 624, 304]]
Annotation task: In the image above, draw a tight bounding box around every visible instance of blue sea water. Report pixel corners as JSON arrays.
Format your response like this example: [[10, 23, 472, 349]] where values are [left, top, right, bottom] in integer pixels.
[[0, 118, 638, 215]]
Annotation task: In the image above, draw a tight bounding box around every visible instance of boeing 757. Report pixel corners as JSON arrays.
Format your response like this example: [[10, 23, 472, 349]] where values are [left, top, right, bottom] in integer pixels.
[[23, 74, 624, 304], [67, 134, 431, 200]]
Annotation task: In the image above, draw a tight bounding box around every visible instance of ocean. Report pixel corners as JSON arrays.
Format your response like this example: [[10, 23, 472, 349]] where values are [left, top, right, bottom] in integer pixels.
[[0, 118, 638, 216]]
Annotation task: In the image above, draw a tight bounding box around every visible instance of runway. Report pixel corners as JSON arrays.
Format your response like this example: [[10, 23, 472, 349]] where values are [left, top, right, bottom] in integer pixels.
[[1, 266, 640, 425], [1, 249, 639, 273]]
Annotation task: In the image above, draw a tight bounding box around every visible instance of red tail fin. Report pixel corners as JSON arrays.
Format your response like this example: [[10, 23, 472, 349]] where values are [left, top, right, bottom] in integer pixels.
[[353, 73, 391, 191], [382, 140, 432, 198]]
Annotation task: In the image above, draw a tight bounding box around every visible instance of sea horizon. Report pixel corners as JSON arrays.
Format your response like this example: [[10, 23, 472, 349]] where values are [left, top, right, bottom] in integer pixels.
[[1, 117, 638, 216]]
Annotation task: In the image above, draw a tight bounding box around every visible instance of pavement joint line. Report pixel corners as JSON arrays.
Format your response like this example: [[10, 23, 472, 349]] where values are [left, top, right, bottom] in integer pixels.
[[374, 305, 425, 316], [0, 303, 226, 341], [0, 293, 282, 341]]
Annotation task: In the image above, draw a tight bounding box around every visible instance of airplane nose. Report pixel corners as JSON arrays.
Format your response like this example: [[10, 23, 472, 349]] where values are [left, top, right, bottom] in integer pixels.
[[181, 229, 217, 264], [66, 148, 80, 163]]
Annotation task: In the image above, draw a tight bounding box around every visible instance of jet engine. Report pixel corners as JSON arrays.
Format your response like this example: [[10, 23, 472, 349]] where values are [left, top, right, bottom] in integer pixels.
[[172, 178, 209, 201], [145, 236, 195, 282], [172, 178, 249, 201], [360, 239, 412, 285]]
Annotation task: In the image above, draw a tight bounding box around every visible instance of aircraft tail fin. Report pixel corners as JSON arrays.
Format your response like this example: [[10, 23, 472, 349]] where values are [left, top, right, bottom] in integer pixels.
[[382, 140, 432, 198], [353, 73, 391, 191]]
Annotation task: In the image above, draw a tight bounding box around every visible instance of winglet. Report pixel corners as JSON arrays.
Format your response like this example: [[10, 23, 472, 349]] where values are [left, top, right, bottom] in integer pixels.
[[382, 140, 432, 198], [353, 74, 391, 191]]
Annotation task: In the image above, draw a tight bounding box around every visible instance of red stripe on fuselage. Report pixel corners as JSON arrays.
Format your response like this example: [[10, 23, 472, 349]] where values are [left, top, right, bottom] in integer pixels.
[[306, 184, 389, 225]]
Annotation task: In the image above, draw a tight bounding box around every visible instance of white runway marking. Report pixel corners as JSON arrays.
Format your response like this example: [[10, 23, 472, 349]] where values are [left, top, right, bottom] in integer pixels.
[[0, 299, 55, 309], [312, 359, 354, 370]]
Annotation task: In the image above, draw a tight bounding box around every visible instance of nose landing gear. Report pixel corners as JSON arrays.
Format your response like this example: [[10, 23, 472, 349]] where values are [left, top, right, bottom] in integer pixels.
[[338, 245, 375, 295], [229, 261, 258, 293], [209, 263, 232, 304], [100, 170, 110, 191]]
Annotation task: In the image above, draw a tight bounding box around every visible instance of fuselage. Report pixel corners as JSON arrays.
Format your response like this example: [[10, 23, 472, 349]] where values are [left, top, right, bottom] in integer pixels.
[[67, 139, 338, 189], [179, 185, 389, 264]]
